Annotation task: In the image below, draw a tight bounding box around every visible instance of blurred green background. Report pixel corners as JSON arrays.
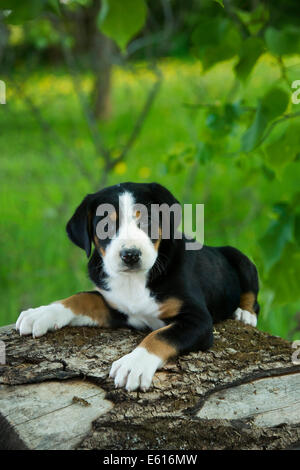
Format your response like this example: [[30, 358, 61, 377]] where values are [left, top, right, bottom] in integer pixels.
[[0, 0, 299, 340]]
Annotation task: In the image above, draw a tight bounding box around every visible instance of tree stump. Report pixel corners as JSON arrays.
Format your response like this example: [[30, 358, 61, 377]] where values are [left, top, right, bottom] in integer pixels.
[[0, 320, 299, 450]]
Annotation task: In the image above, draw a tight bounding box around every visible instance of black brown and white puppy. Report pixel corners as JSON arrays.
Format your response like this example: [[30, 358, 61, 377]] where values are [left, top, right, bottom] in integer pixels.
[[16, 182, 260, 392]]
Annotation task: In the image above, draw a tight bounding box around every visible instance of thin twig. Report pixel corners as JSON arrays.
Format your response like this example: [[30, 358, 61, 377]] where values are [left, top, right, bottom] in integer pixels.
[[277, 56, 291, 87], [10, 77, 92, 181], [110, 67, 163, 169], [257, 111, 300, 147]]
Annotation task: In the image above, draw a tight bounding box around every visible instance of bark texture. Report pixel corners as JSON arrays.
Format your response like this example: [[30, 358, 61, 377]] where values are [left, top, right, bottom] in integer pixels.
[[0, 320, 299, 450]]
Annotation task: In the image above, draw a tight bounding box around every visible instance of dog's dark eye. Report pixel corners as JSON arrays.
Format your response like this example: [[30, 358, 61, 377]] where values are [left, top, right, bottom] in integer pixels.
[[95, 211, 118, 241]]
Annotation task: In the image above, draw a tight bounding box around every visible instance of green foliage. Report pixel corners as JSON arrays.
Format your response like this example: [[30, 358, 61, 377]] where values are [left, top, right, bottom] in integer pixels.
[[98, 0, 147, 51], [241, 87, 289, 152], [265, 26, 300, 56], [180, 0, 300, 323], [213, 0, 224, 8], [259, 204, 294, 272], [235, 4, 269, 36], [0, 0, 300, 341], [192, 17, 242, 70], [1, 0, 52, 24], [262, 121, 300, 176], [268, 243, 300, 305], [235, 37, 265, 82], [1, 0, 148, 52]]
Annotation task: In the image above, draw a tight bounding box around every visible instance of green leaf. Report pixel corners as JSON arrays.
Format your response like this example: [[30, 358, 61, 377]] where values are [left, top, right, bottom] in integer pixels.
[[267, 243, 300, 304], [46, 0, 61, 16], [213, 0, 224, 7], [241, 87, 289, 152], [98, 0, 147, 51], [295, 215, 300, 247], [261, 87, 290, 121], [1, 0, 47, 24], [263, 122, 300, 177], [191, 17, 242, 70], [259, 205, 294, 272], [265, 26, 300, 56], [235, 37, 265, 82], [241, 104, 267, 152], [235, 4, 269, 36]]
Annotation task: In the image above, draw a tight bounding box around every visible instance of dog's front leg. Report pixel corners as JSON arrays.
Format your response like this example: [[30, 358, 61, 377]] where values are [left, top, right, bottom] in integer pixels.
[[110, 308, 213, 392], [16, 291, 125, 338]]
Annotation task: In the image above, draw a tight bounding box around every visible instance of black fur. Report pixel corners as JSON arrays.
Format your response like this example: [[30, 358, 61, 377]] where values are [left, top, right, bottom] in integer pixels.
[[67, 182, 260, 355]]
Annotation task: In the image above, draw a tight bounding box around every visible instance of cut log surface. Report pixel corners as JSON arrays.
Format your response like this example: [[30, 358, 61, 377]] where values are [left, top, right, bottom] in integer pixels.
[[0, 320, 299, 450]]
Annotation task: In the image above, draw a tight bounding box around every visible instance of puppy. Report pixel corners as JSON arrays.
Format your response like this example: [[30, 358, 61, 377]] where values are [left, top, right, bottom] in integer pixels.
[[16, 182, 259, 391]]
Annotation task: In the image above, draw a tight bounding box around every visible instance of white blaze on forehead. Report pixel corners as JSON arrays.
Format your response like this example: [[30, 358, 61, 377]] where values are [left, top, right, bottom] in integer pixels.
[[118, 191, 135, 239], [119, 191, 135, 224], [101, 190, 157, 278], [118, 191, 145, 243]]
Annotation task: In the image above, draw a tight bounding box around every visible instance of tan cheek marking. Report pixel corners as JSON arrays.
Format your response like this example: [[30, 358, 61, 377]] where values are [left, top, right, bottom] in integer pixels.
[[61, 293, 110, 327], [94, 236, 106, 257], [100, 246, 106, 257], [139, 325, 177, 361], [154, 227, 162, 251], [240, 292, 256, 315], [159, 297, 183, 320]]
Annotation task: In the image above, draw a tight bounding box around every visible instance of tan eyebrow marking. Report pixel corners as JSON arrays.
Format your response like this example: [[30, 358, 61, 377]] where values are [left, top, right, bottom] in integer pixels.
[[109, 210, 117, 222]]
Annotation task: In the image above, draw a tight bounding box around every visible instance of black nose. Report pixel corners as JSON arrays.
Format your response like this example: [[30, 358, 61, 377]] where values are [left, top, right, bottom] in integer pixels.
[[120, 248, 141, 266]]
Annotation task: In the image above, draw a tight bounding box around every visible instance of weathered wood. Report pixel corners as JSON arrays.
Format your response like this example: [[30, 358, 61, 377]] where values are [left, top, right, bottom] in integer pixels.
[[0, 380, 113, 450], [0, 320, 299, 450], [197, 373, 300, 427]]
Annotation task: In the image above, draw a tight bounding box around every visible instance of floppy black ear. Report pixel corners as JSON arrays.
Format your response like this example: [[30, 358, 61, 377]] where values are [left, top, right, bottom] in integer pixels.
[[66, 194, 93, 257], [150, 183, 179, 206]]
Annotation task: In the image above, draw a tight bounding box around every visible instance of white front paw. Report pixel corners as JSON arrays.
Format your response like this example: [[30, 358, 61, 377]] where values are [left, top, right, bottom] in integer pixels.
[[109, 347, 163, 392], [16, 303, 74, 338], [234, 308, 257, 327]]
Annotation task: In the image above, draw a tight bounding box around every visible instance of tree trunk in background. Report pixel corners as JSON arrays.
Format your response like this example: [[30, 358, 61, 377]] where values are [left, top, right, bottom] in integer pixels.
[[70, 0, 114, 120], [1, 321, 300, 450], [91, 31, 113, 120], [0, 15, 9, 67], [82, 0, 114, 120]]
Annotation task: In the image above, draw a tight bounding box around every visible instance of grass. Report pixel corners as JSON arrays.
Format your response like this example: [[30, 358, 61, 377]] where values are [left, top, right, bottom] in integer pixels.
[[0, 56, 299, 340]]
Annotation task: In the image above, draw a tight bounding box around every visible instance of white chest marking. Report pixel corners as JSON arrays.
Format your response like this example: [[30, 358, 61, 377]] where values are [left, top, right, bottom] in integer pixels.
[[98, 273, 165, 331]]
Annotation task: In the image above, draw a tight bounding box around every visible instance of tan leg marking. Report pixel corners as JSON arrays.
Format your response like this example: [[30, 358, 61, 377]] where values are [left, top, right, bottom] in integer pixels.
[[159, 297, 183, 320], [139, 325, 177, 361], [240, 292, 256, 315], [61, 293, 110, 327]]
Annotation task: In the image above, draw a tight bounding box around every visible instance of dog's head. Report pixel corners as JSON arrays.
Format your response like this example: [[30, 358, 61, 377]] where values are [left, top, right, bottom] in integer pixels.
[[66, 182, 180, 277]]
